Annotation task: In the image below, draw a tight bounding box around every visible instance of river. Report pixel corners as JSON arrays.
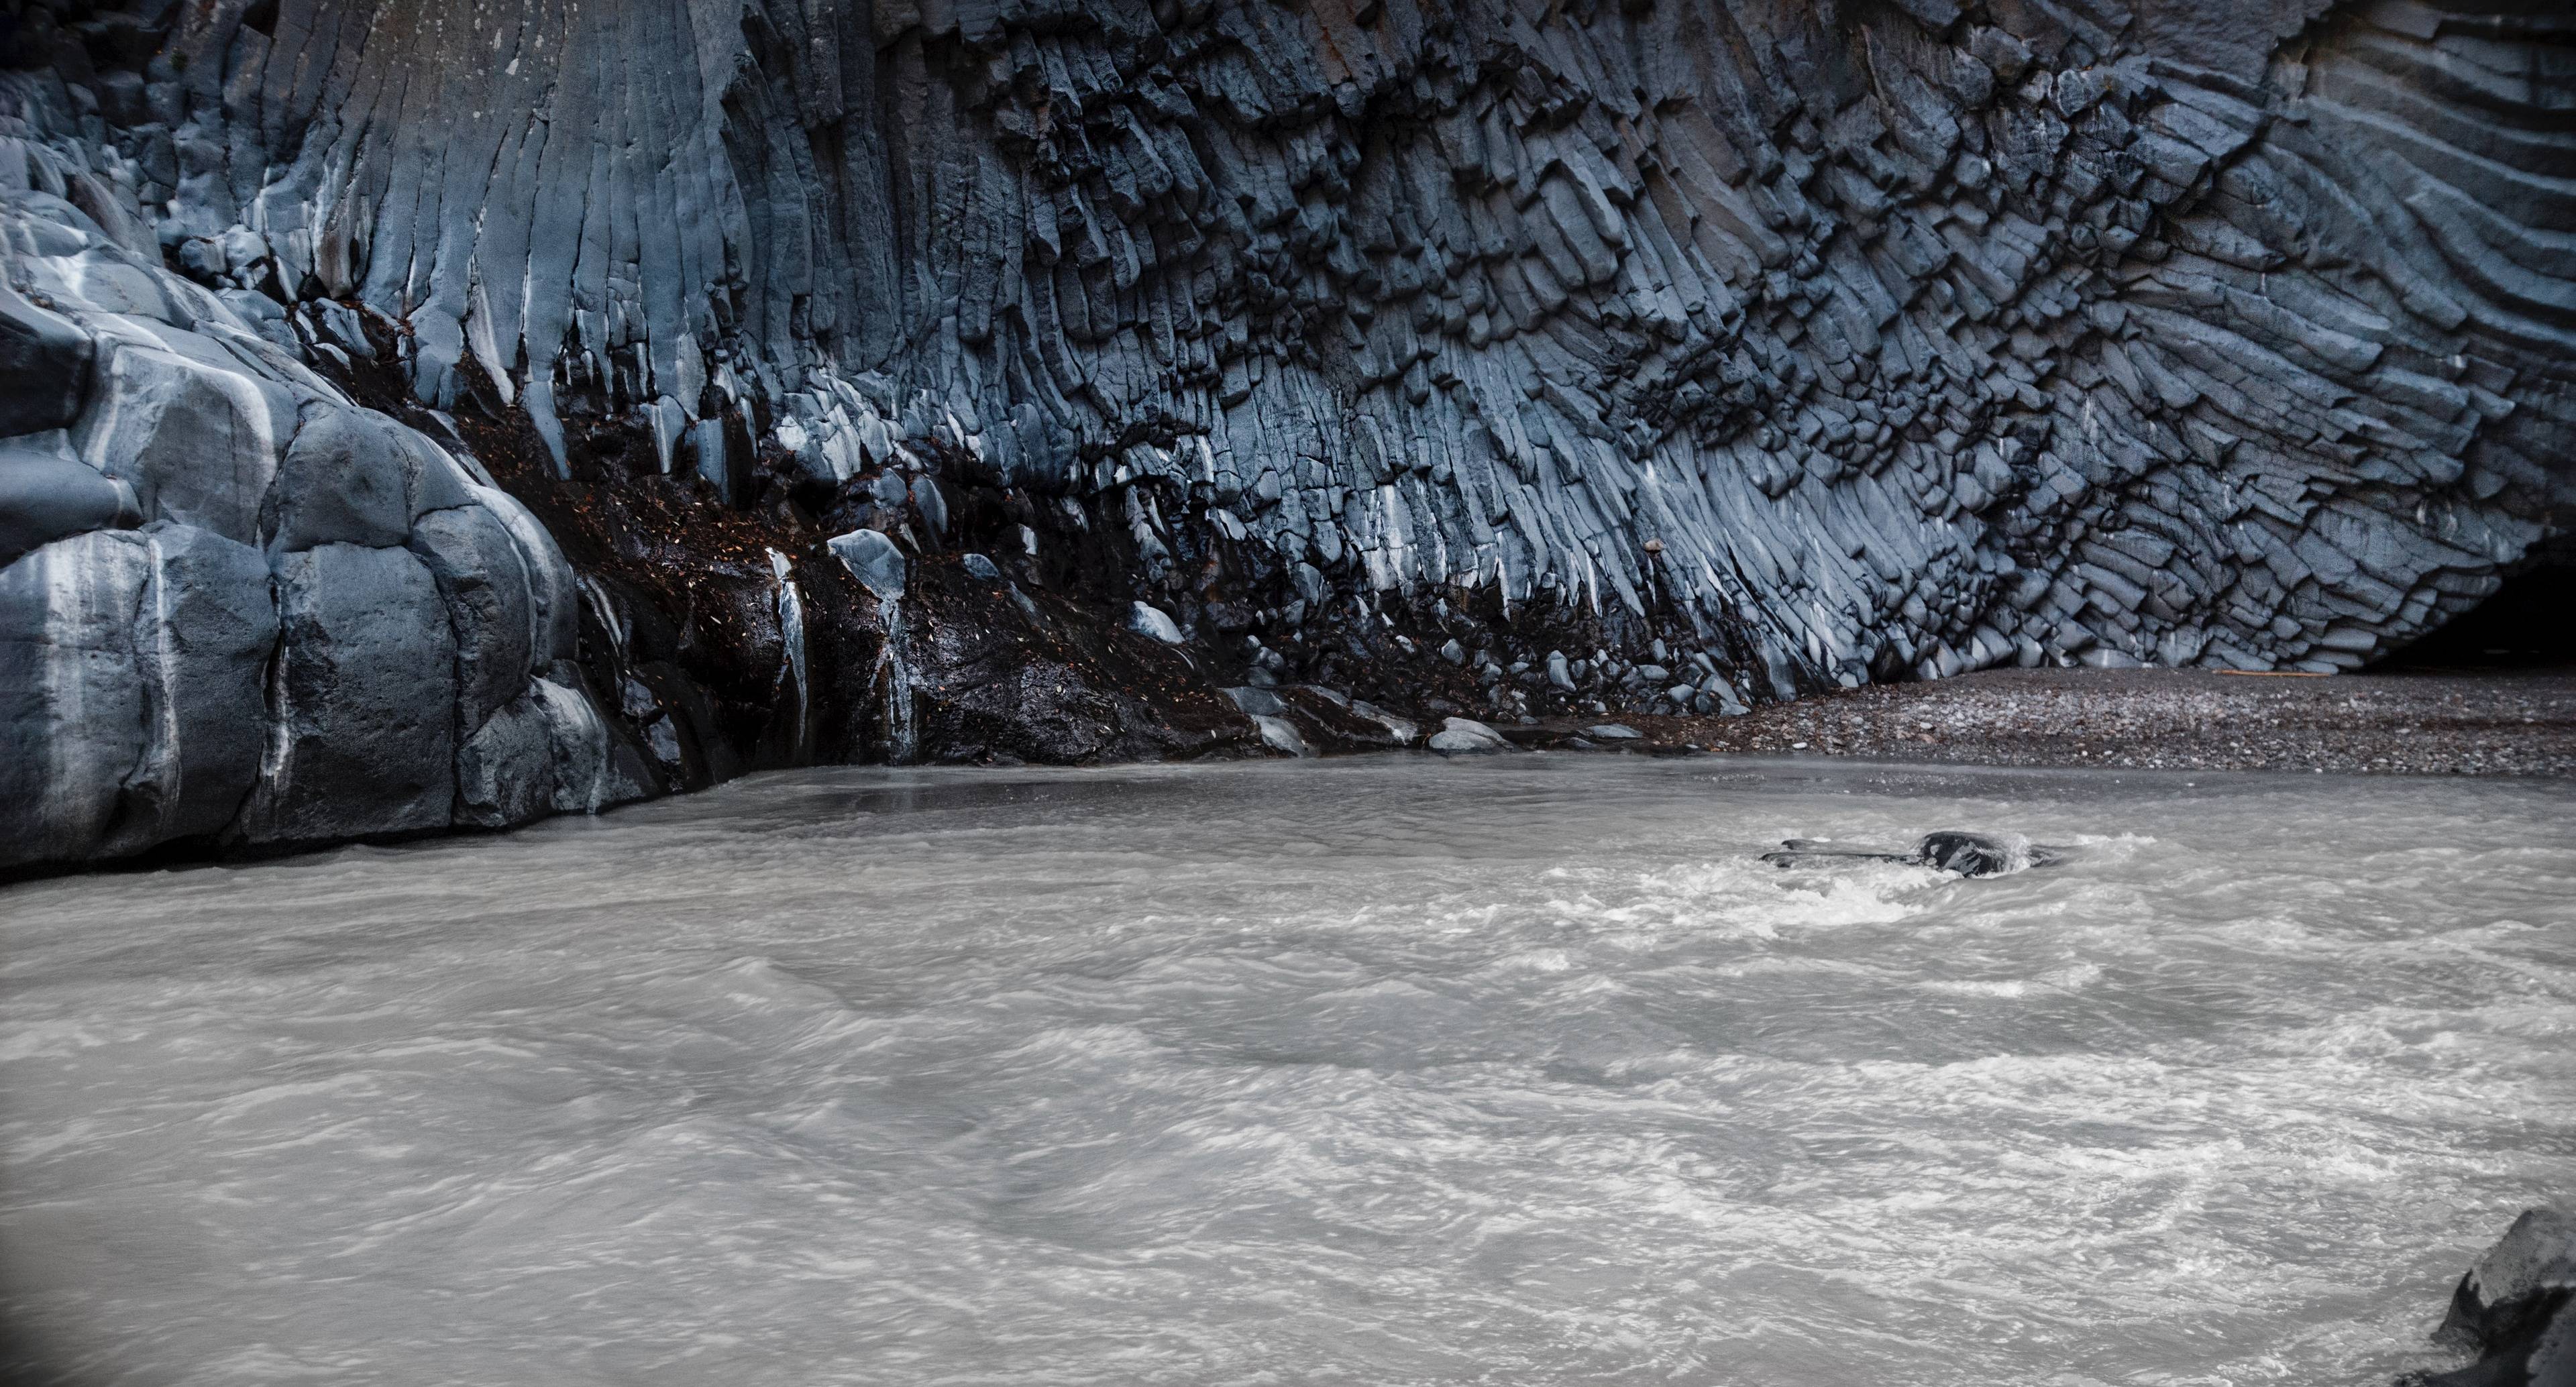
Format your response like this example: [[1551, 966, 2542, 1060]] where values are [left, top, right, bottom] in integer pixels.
[[3, 757, 2570, 1384]]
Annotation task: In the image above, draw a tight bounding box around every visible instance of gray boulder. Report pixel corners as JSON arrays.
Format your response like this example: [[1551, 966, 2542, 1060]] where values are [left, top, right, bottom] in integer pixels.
[[107, 523, 279, 854], [0, 531, 154, 867], [829, 529, 907, 601], [265, 401, 418, 552], [0, 520, 280, 870], [470, 482, 583, 669], [533, 675, 642, 813], [1250, 714, 1312, 757], [77, 339, 294, 545], [0, 283, 91, 435], [454, 690, 556, 830], [409, 504, 537, 730], [0, 439, 140, 569], [0, 172, 631, 873], [1126, 602, 1185, 644], [237, 543, 458, 844], [1428, 716, 1515, 755]]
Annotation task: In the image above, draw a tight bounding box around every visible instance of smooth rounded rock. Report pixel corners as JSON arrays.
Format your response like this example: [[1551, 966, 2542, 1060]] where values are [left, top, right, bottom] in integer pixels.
[[0, 283, 91, 435], [1126, 602, 1184, 644], [0, 443, 140, 569]]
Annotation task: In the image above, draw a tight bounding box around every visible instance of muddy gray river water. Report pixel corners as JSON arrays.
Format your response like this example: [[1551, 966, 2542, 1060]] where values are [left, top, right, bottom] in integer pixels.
[[3, 757, 2570, 1385]]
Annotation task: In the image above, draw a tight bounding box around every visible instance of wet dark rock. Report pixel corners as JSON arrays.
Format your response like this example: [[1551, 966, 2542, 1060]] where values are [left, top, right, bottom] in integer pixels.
[[239, 542, 460, 844], [1761, 831, 2061, 877], [2401, 1209, 2576, 1387], [1916, 831, 2059, 877], [0, 440, 140, 569], [0, 285, 91, 435], [892, 555, 1260, 767]]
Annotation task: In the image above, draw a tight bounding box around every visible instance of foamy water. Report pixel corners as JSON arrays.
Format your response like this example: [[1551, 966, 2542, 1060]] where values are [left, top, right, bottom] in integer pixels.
[[3, 758, 2570, 1385]]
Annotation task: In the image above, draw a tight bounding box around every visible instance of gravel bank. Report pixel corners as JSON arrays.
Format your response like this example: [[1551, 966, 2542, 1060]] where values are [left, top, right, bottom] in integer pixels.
[[1535, 668, 2576, 777]]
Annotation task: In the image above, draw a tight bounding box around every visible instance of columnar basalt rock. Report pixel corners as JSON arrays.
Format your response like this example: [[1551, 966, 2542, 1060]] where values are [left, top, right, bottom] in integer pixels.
[[0, 177, 644, 871], [3, 0, 2571, 866]]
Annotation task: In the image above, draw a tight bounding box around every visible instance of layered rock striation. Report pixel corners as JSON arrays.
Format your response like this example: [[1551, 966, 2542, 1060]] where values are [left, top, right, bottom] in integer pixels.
[[3, 0, 2572, 867]]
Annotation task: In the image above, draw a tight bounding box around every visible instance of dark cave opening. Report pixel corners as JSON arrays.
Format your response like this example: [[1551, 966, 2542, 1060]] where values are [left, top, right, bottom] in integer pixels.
[[2378, 559, 2576, 669]]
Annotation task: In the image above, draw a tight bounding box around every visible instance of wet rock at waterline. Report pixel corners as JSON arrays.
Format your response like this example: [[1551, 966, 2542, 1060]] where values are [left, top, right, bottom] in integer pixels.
[[2401, 1209, 2576, 1387], [5, 0, 2576, 867], [0, 192, 631, 871], [1428, 716, 1518, 755], [1762, 831, 2062, 877]]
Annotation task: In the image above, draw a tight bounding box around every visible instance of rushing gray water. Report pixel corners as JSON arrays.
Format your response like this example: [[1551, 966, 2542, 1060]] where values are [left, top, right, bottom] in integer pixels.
[[3, 757, 2571, 1386]]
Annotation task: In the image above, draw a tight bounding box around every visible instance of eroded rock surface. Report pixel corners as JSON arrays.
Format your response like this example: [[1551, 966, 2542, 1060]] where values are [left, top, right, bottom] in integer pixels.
[[0, 186, 637, 871], [4, 0, 2573, 866]]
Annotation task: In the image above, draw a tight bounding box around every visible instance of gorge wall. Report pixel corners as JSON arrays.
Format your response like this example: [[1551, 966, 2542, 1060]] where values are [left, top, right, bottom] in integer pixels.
[[3, 0, 2571, 869]]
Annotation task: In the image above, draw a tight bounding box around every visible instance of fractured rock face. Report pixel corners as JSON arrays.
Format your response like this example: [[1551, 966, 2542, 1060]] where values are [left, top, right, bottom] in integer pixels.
[[2, 0, 2573, 865], [64, 0, 2562, 696]]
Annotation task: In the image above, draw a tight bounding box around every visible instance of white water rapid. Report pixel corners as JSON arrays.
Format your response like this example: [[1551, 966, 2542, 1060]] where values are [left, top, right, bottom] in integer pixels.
[[2, 758, 2569, 1384]]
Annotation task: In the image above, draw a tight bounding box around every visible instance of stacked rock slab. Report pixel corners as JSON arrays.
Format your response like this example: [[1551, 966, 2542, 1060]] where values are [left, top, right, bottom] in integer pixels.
[[3, 0, 2574, 865], [59, 0, 2565, 685], [0, 162, 637, 872]]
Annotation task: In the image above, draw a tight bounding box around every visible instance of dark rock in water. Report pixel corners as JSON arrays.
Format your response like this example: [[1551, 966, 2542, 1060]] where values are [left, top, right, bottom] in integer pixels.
[[2400, 1209, 2576, 1387], [1916, 831, 2060, 878], [1762, 832, 2059, 879]]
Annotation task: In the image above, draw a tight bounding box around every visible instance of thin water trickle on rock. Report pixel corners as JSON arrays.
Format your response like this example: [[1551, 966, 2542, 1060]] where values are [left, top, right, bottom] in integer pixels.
[[1, 758, 2570, 1386]]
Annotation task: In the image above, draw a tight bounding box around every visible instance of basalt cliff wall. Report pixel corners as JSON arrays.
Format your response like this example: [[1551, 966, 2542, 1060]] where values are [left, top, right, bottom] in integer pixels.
[[2, 0, 2570, 868]]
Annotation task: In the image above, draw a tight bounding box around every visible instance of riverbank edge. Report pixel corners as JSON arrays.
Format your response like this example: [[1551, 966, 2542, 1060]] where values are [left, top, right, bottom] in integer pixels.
[[9, 665, 2569, 885]]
